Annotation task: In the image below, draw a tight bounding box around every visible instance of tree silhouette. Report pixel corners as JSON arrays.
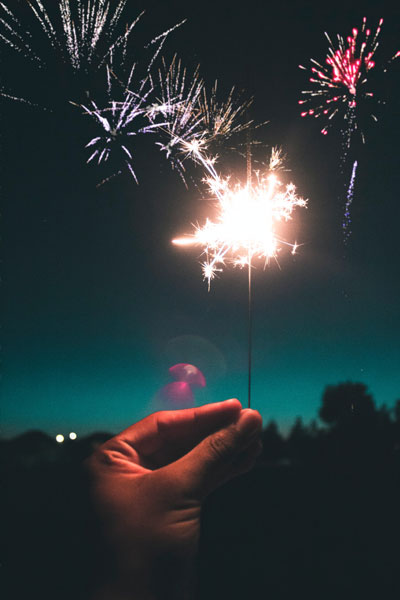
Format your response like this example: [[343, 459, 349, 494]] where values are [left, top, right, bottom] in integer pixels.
[[288, 417, 321, 463], [394, 399, 400, 424], [260, 420, 285, 462], [319, 382, 376, 429]]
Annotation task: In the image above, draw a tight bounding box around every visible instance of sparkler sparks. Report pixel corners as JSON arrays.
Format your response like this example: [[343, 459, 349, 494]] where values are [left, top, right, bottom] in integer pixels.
[[173, 152, 307, 289], [173, 151, 307, 408], [299, 17, 399, 138]]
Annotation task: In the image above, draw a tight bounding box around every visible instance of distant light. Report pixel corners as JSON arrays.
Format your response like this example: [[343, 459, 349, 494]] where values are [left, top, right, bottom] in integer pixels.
[[56, 434, 64, 443], [69, 432, 77, 440]]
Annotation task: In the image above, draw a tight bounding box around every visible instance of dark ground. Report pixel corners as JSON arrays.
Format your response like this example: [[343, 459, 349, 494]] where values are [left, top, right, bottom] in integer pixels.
[[2, 385, 400, 600]]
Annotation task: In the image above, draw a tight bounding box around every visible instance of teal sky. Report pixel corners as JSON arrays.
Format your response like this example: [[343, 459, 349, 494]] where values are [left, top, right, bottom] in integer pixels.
[[1, 0, 399, 438]]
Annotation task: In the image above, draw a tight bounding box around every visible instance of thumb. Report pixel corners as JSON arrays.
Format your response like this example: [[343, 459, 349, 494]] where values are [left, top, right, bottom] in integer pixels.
[[170, 409, 262, 500]]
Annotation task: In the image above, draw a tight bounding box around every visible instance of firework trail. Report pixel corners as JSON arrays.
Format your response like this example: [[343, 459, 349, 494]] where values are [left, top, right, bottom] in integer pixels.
[[173, 150, 307, 289], [343, 159, 358, 243], [299, 18, 399, 240]]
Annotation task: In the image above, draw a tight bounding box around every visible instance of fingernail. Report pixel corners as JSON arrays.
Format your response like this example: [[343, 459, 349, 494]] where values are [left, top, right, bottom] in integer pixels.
[[237, 410, 261, 436]]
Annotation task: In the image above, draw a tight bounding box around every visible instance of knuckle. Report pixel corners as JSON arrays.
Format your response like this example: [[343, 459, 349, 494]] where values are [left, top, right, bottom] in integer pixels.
[[208, 431, 233, 461], [91, 444, 118, 468], [98, 449, 115, 466], [155, 411, 169, 430]]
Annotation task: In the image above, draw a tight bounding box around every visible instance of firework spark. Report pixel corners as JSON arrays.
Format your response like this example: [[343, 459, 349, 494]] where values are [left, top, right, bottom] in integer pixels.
[[154, 56, 255, 184], [173, 152, 307, 289], [0, 0, 185, 110], [75, 66, 163, 186], [299, 17, 399, 137], [0, 1, 43, 64], [73, 54, 254, 186], [198, 82, 253, 145], [0, 0, 138, 71], [154, 56, 205, 181], [299, 18, 398, 242]]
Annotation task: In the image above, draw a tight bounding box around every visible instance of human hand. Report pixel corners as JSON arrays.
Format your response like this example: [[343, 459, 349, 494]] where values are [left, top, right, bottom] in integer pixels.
[[86, 399, 262, 600]]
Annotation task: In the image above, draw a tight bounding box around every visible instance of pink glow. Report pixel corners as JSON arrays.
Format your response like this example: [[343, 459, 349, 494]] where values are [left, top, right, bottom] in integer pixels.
[[159, 382, 194, 406], [169, 363, 206, 387]]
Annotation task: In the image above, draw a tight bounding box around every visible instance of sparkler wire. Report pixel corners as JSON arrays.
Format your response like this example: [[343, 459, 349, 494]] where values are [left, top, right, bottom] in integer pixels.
[[246, 134, 253, 408], [247, 251, 253, 409]]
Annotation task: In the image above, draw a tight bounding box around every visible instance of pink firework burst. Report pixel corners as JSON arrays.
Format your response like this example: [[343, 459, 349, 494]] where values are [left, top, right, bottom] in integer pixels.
[[299, 17, 399, 137]]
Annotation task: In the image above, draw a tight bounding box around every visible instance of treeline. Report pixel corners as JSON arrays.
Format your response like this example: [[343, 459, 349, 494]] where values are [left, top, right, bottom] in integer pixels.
[[260, 382, 400, 468], [1, 381, 400, 472]]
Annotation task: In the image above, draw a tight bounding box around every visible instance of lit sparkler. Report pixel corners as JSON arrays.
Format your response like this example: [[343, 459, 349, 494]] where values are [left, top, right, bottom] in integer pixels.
[[173, 152, 306, 289], [299, 17, 399, 138], [173, 151, 307, 407]]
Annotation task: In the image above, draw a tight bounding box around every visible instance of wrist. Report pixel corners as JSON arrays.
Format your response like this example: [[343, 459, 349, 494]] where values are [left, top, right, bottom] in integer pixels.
[[91, 553, 197, 600]]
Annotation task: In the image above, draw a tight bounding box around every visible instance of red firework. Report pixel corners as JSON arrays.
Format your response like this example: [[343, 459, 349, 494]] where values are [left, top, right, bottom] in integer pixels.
[[299, 18, 399, 136]]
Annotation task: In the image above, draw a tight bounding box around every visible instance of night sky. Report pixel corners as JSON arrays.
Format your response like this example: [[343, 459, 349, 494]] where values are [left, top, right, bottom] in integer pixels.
[[1, 0, 399, 438]]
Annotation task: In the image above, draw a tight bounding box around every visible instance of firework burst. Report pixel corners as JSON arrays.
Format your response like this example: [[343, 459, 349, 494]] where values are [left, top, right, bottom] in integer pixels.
[[154, 56, 256, 185], [299, 17, 398, 242], [198, 82, 253, 145], [299, 17, 399, 138], [75, 66, 163, 186], [0, 1, 185, 109], [0, 0, 139, 71], [72, 54, 255, 187], [154, 56, 205, 181]]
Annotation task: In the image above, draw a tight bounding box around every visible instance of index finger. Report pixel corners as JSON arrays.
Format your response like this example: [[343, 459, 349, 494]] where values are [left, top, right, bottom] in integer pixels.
[[119, 399, 242, 456]]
